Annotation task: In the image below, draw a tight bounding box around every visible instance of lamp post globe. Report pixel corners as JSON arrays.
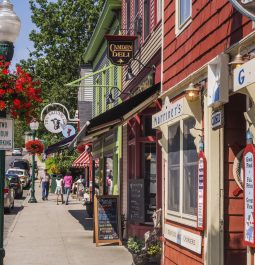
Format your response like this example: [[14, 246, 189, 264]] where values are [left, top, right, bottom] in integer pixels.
[[0, 0, 20, 62], [0, 1, 20, 264], [28, 119, 39, 204]]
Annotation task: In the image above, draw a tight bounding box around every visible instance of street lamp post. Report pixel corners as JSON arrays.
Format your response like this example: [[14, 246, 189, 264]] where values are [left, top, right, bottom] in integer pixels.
[[0, 1, 20, 264], [28, 120, 39, 203]]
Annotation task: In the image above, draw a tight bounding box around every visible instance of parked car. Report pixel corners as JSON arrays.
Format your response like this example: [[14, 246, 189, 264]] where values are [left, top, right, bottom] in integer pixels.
[[9, 159, 30, 172], [6, 168, 30, 188], [12, 148, 23, 156], [4, 178, 14, 213], [6, 174, 23, 199]]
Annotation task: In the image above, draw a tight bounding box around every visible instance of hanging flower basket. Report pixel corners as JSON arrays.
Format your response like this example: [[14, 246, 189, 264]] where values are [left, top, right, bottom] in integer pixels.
[[0, 58, 42, 122], [25, 140, 44, 155]]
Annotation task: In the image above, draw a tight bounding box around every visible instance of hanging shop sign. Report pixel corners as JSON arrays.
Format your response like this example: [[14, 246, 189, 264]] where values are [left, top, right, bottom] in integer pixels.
[[62, 125, 76, 138], [233, 57, 255, 92], [94, 195, 122, 246], [0, 118, 13, 150], [164, 224, 202, 254], [211, 108, 224, 130], [243, 143, 255, 247], [229, 0, 255, 21], [197, 151, 207, 230], [44, 111, 67, 134], [152, 97, 184, 128], [104, 35, 137, 66]]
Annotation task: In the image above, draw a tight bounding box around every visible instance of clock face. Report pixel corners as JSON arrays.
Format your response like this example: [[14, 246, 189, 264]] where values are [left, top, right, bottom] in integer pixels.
[[229, 0, 255, 20]]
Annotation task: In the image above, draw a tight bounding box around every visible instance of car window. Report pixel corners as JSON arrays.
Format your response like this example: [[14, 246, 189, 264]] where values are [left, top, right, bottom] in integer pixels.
[[13, 161, 29, 170], [7, 170, 24, 175]]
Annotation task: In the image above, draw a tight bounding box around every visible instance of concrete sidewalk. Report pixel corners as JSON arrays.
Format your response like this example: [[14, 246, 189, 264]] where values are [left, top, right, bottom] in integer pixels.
[[4, 182, 133, 265]]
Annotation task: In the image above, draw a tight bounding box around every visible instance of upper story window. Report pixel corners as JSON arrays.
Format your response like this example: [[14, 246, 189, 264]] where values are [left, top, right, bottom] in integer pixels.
[[168, 117, 198, 219], [176, 0, 192, 34], [156, 0, 162, 24], [143, 0, 150, 40], [126, 0, 131, 34]]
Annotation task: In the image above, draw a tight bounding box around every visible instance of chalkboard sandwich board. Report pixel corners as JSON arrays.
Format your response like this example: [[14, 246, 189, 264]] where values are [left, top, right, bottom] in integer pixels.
[[94, 195, 122, 246]]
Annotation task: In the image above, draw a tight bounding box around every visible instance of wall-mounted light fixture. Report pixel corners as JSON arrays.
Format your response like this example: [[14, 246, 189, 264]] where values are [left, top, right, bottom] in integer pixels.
[[185, 81, 206, 102], [125, 58, 156, 81], [228, 46, 255, 69], [106, 86, 131, 105]]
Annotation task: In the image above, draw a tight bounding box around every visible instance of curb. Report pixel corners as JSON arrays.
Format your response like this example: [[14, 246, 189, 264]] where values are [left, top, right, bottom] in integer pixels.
[[4, 193, 29, 248]]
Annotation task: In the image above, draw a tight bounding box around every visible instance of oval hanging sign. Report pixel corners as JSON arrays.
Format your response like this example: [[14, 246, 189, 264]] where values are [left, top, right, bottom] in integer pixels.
[[62, 125, 76, 138], [44, 111, 67, 134], [229, 0, 255, 20]]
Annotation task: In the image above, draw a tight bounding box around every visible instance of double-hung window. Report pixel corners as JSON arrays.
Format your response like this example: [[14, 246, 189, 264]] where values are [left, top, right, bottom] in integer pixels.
[[168, 117, 198, 222], [176, 0, 192, 34]]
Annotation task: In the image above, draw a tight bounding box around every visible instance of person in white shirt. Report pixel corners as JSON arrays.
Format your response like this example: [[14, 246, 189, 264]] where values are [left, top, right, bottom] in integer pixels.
[[55, 175, 64, 205]]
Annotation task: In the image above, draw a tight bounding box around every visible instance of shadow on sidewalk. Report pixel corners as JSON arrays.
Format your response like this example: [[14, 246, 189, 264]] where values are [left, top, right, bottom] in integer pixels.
[[68, 209, 93, 231]]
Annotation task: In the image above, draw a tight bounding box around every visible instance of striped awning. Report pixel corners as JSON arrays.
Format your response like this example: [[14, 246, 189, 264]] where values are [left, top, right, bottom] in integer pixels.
[[72, 151, 90, 168]]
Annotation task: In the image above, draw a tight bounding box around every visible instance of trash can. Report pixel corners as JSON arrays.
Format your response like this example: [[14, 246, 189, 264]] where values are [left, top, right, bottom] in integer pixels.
[[50, 174, 57, 193]]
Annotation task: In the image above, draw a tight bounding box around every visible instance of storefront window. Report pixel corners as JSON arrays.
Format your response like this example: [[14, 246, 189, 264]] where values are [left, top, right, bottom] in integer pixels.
[[104, 156, 113, 195], [168, 117, 197, 217], [142, 143, 156, 222], [94, 158, 100, 196]]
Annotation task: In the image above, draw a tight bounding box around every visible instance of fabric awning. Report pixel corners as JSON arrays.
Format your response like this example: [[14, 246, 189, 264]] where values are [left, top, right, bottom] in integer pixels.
[[72, 151, 90, 168], [45, 134, 77, 155], [69, 83, 160, 149]]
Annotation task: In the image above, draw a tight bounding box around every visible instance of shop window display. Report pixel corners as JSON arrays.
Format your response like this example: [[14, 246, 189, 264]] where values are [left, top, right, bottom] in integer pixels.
[[168, 117, 197, 217], [104, 156, 113, 195]]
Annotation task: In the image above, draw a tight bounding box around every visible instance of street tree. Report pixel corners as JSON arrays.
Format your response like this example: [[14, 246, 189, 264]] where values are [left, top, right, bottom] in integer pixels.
[[18, 0, 103, 146]]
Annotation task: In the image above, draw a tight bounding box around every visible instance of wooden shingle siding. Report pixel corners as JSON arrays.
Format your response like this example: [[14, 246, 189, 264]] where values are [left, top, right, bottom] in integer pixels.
[[224, 94, 246, 265], [163, 0, 253, 91]]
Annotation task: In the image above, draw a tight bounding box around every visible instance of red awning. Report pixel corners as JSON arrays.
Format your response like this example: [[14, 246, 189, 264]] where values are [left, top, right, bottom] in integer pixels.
[[72, 151, 90, 168]]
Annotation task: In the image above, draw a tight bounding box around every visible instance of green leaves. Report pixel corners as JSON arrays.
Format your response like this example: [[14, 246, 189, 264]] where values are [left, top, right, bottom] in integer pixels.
[[19, 0, 103, 147]]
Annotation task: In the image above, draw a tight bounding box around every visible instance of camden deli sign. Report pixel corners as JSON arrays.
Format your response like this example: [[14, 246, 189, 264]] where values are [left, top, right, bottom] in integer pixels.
[[243, 143, 255, 247], [105, 35, 137, 66]]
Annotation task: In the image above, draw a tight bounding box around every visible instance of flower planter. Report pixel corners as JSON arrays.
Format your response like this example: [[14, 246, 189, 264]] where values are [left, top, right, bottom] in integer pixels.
[[132, 253, 148, 265]]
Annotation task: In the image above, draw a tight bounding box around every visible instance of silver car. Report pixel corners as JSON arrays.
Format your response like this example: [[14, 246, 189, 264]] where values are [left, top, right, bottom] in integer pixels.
[[4, 178, 15, 213], [6, 168, 30, 188]]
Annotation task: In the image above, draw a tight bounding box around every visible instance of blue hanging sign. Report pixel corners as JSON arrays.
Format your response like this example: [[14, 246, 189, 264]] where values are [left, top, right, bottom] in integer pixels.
[[62, 125, 76, 138]]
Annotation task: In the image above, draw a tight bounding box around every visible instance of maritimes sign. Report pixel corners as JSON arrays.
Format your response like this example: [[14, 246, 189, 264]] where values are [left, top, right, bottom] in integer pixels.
[[105, 35, 137, 66], [0, 118, 13, 150]]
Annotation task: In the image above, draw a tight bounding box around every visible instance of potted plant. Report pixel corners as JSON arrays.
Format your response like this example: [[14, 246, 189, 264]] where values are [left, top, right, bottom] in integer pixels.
[[146, 240, 162, 264], [127, 237, 148, 265]]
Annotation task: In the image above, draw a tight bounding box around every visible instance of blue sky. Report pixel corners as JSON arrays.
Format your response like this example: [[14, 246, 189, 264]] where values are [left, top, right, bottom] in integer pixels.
[[11, 0, 35, 67]]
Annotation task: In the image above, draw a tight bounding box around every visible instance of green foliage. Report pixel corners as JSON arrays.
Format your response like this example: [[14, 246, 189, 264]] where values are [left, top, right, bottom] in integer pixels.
[[17, 0, 104, 147], [14, 120, 27, 147], [146, 241, 161, 257], [45, 151, 78, 175], [127, 237, 144, 254]]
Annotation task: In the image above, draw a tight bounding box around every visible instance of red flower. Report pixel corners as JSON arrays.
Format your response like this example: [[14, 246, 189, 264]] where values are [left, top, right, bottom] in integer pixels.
[[25, 140, 44, 154], [0, 89, 5, 97], [0, 100, 5, 110], [2, 69, 8, 75], [13, 99, 21, 109]]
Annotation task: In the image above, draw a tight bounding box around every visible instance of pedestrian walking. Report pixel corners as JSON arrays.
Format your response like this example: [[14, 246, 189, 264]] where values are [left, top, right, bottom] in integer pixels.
[[39, 169, 51, 200], [55, 174, 64, 205], [63, 171, 73, 205]]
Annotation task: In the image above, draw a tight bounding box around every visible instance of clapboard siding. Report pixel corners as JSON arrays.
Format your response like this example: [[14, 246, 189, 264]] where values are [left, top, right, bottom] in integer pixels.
[[163, 0, 253, 91], [224, 94, 246, 265]]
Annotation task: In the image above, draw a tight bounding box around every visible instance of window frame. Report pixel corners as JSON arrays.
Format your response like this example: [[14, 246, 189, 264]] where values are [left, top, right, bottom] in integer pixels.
[[166, 117, 197, 227], [143, 0, 151, 41], [175, 0, 192, 36]]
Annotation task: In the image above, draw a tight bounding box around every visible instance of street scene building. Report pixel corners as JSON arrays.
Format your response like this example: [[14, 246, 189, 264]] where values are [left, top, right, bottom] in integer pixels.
[[2, 0, 255, 265]]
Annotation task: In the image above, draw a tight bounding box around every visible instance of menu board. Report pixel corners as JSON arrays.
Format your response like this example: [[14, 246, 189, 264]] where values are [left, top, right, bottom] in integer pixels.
[[129, 179, 145, 223], [94, 195, 122, 246]]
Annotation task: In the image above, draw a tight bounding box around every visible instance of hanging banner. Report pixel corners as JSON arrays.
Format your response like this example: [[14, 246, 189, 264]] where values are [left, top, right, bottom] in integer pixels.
[[229, 0, 255, 21], [243, 144, 255, 247], [44, 111, 67, 134], [104, 35, 137, 66], [197, 151, 207, 230]]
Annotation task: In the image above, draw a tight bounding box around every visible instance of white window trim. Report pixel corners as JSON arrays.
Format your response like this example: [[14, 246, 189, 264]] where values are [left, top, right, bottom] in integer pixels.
[[157, 0, 162, 24], [165, 117, 198, 228], [175, 0, 192, 36]]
